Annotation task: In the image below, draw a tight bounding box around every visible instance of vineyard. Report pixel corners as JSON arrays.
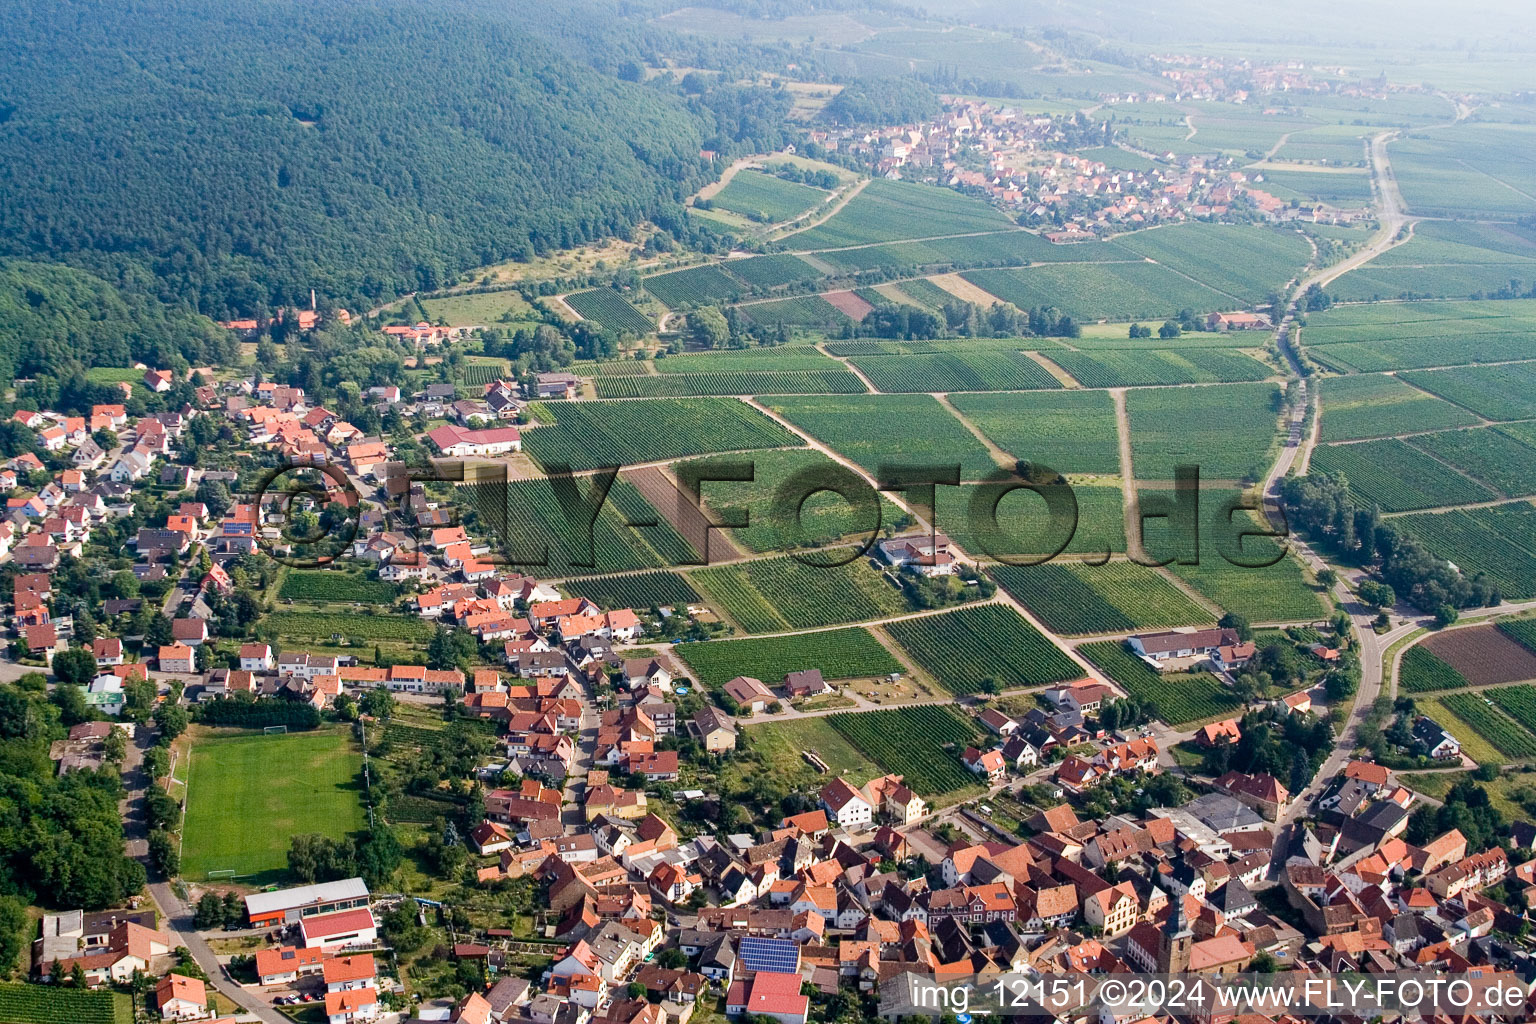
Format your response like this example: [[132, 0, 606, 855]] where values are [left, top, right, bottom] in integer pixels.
[[1439, 692, 1536, 759], [653, 347, 842, 373], [643, 265, 743, 307], [936, 482, 1127, 560], [1048, 348, 1273, 388], [847, 351, 1062, 392], [725, 254, 823, 288], [1499, 619, 1536, 655], [827, 706, 985, 796], [711, 170, 828, 223], [736, 295, 850, 328], [692, 556, 909, 633], [1488, 685, 1536, 738], [1408, 427, 1536, 497], [278, 570, 397, 604], [1078, 640, 1242, 726], [1394, 506, 1536, 601], [961, 261, 1233, 322], [265, 611, 435, 643], [559, 571, 700, 610], [523, 398, 797, 471], [592, 370, 864, 398], [1398, 646, 1470, 693], [785, 178, 1014, 249], [457, 362, 507, 385], [989, 561, 1212, 635], [1126, 382, 1283, 481], [0, 985, 130, 1024], [814, 229, 1124, 274], [885, 603, 1081, 694], [948, 390, 1120, 475], [676, 627, 901, 689], [565, 289, 653, 333], [1318, 374, 1479, 442], [1115, 223, 1312, 304], [1308, 332, 1536, 373], [1399, 362, 1536, 422], [1310, 439, 1495, 512], [1165, 545, 1324, 623], [761, 394, 1003, 481]]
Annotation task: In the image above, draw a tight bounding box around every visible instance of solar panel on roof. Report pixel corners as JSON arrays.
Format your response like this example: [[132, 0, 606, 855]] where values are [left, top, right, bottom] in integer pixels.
[[738, 936, 799, 974]]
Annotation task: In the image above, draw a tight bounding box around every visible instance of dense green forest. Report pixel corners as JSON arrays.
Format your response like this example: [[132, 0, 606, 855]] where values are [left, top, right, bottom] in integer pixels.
[[0, 0, 726, 317]]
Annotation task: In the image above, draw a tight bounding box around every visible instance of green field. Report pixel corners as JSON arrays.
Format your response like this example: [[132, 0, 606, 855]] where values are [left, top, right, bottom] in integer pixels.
[[1407, 427, 1536, 498], [724, 253, 823, 288], [1317, 374, 1479, 442], [676, 627, 901, 689], [565, 289, 653, 333], [962, 262, 1236, 322], [1126, 382, 1282, 481], [265, 611, 436, 643], [523, 397, 798, 471], [278, 570, 397, 604], [848, 350, 1062, 392], [1165, 547, 1324, 624], [692, 556, 909, 633], [1078, 640, 1242, 726], [990, 561, 1212, 635], [761, 393, 1004, 480], [711, 170, 828, 223], [1115, 223, 1312, 303], [949, 390, 1120, 476], [1392, 505, 1536, 600], [1437, 692, 1536, 759], [643, 265, 743, 307], [416, 290, 537, 326], [1399, 645, 1470, 693], [559, 571, 700, 610], [0, 985, 131, 1024], [1399, 362, 1536, 422], [938, 482, 1127, 560], [736, 295, 851, 328], [785, 178, 1014, 249], [885, 603, 1082, 694], [1255, 169, 1374, 206], [1310, 439, 1496, 512], [813, 230, 1127, 273], [182, 728, 367, 882], [1390, 123, 1536, 219], [1050, 348, 1274, 388], [652, 346, 842, 373], [827, 706, 986, 797], [592, 370, 864, 397]]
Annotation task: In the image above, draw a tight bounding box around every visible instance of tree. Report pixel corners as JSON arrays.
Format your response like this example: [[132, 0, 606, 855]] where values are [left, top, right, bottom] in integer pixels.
[[1358, 581, 1396, 608], [49, 683, 91, 727], [1218, 612, 1253, 642], [103, 727, 127, 765], [194, 892, 224, 929], [1158, 320, 1181, 339], [1317, 568, 1337, 589], [426, 626, 476, 673], [354, 827, 403, 889], [154, 702, 189, 742], [50, 647, 98, 686], [687, 307, 730, 350], [1434, 605, 1459, 628], [0, 896, 28, 975], [360, 688, 395, 720]]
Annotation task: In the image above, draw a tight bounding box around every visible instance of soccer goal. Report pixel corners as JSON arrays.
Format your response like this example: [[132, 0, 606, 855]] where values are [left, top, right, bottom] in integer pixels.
[[206, 869, 237, 881], [263, 725, 289, 735]]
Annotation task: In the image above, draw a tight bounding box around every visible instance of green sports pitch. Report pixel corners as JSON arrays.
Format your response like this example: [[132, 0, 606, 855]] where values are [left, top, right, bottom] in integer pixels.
[[180, 728, 367, 883]]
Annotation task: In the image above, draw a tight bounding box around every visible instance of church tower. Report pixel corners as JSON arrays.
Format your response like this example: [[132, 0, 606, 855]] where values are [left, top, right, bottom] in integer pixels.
[[1158, 893, 1194, 973]]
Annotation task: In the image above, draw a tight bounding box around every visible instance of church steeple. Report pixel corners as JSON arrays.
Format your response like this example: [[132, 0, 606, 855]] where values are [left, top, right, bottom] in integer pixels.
[[1158, 894, 1194, 973]]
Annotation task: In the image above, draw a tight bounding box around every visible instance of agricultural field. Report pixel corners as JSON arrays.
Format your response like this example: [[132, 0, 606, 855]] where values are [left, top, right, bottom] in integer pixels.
[[827, 706, 986, 797], [1393, 505, 1536, 600], [591, 369, 864, 397], [559, 571, 700, 610], [761, 394, 1003, 480], [1420, 625, 1536, 687], [1048, 348, 1274, 388], [1254, 169, 1373, 206], [961, 262, 1235, 322], [724, 253, 823, 288], [457, 362, 508, 386], [1500, 619, 1536, 654], [848, 350, 1062, 392], [0, 985, 131, 1024], [1317, 374, 1479, 442], [182, 728, 367, 882], [676, 627, 901, 689], [1126, 382, 1283, 481], [885, 603, 1082, 694], [1488, 685, 1536, 738], [1115, 223, 1313, 303], [1399, 361, 1536, 422], [710, 170, 828, 222], [1309, 439, 1496, 512], [652, 346, 843, 373], [1407, 427, 1536, 497], [736, 295, 851, 328], [938, 482, 1127, 561], [894, 277, 970, 308], [812, 230, 1127, 273], [1436, 693, 1536, 759], [691, 555, 909, 633], [642, 265, 743, 307], [417, 289, 537, 326], [278, 569, 397, 604], [1370, 219, 1536, 266], [1164, 546, 1325, 624], [679, 448, 906, 554], [1273, 124, 1370, 164], [1078, 640, 1242, 726], [522, 397, 797, 471], [564, 289, 653, 333], [1306, 332, 1536, 373], [989, 561, 1213, 635], [1390, 123, 1536, 219], [1302, 300, 1536, 344], [785, 178, 1014, 249], [1417, 698, 1512, 766], [1398, 645, 1471, 693], [1330, 261, 1536, 302], [949, 390, 1120, 476], [265, 611, 436, 643], [740, 716, 882, 787]]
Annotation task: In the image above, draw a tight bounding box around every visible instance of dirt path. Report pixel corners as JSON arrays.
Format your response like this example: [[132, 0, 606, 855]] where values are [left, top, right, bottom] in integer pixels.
[[1109, 388, 1143, 563], [772, 178, 870, 243], [928, 272, 1003, 306], [622, 464, 748, 565], [932, 392, 1013, 469], [693, 155, 763, 203], [813, 341, 878, 393], [1024, 350, 1080, 387]]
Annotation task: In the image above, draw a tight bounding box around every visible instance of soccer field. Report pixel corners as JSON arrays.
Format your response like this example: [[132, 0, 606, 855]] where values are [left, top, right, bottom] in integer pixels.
[[181, 728, 367, 883]]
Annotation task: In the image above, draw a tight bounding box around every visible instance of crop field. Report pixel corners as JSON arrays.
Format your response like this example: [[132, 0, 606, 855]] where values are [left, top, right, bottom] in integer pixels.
[[1309, 439, 1496, 512], [1255, 169, 1373, 205], [457, 362, 508, 387], [949, 390, 1120, 476], [692, 555, 908, 633], [676, 627, 900, 689], [1399, 362, 1536, 421], [1438, 692, 1536, 759], [989, 561, 1211, 635], [1500, 619, 1536, 654], [1407, 427, 1536, 497], [1488, 685, 1536, 738], [1421, 625, 1536, 687], [266, 611, 436, 643], [893, 277, 969, 309], [938, 482, 1127, 560], [565, 289, 653, 333], [1078, 640, 1241, 726], [761, 394, 1003, 480], [1049, 348, 1273, 388], [680, 449, 904, 554], [849, 350, 1062, 392], [812, 230, 1128, 273], [1307, 332, 1536, 373], [523, 397, 797, 471], [182, 728, 366, 882], [1164, 547, 1323, 623], [725, 253, 823, 288], [827, 707, 986, 796], [653, 346, 842, 373], [711, 170, 828, 222], [0, 985, 131, 1024], [823, 290, 874, 320], [1126, 382, 1282, 481], [1390, 123, 1536, 219], [885, 603, 1082, 694], [560, 571, 700, 610], [737, 295, 851, 328], [465, 476, 698, 574], [1399, 645, 1470, 693], [785, 178, 1014, 249], [1317, 374, 1479, 442], [1302, 300, 1536, 341], [1393, 506, 1536, 600], [1330, 261, 1536, 302], [1273, 125, 1369, 164], [278, 570, 397, 604], [1115, 223, 1313, 303], [1370, 221, 1536, 267], [643, 265, 743, 307], [591, 369, 864, 397], [961, 262, 1235, 322]]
